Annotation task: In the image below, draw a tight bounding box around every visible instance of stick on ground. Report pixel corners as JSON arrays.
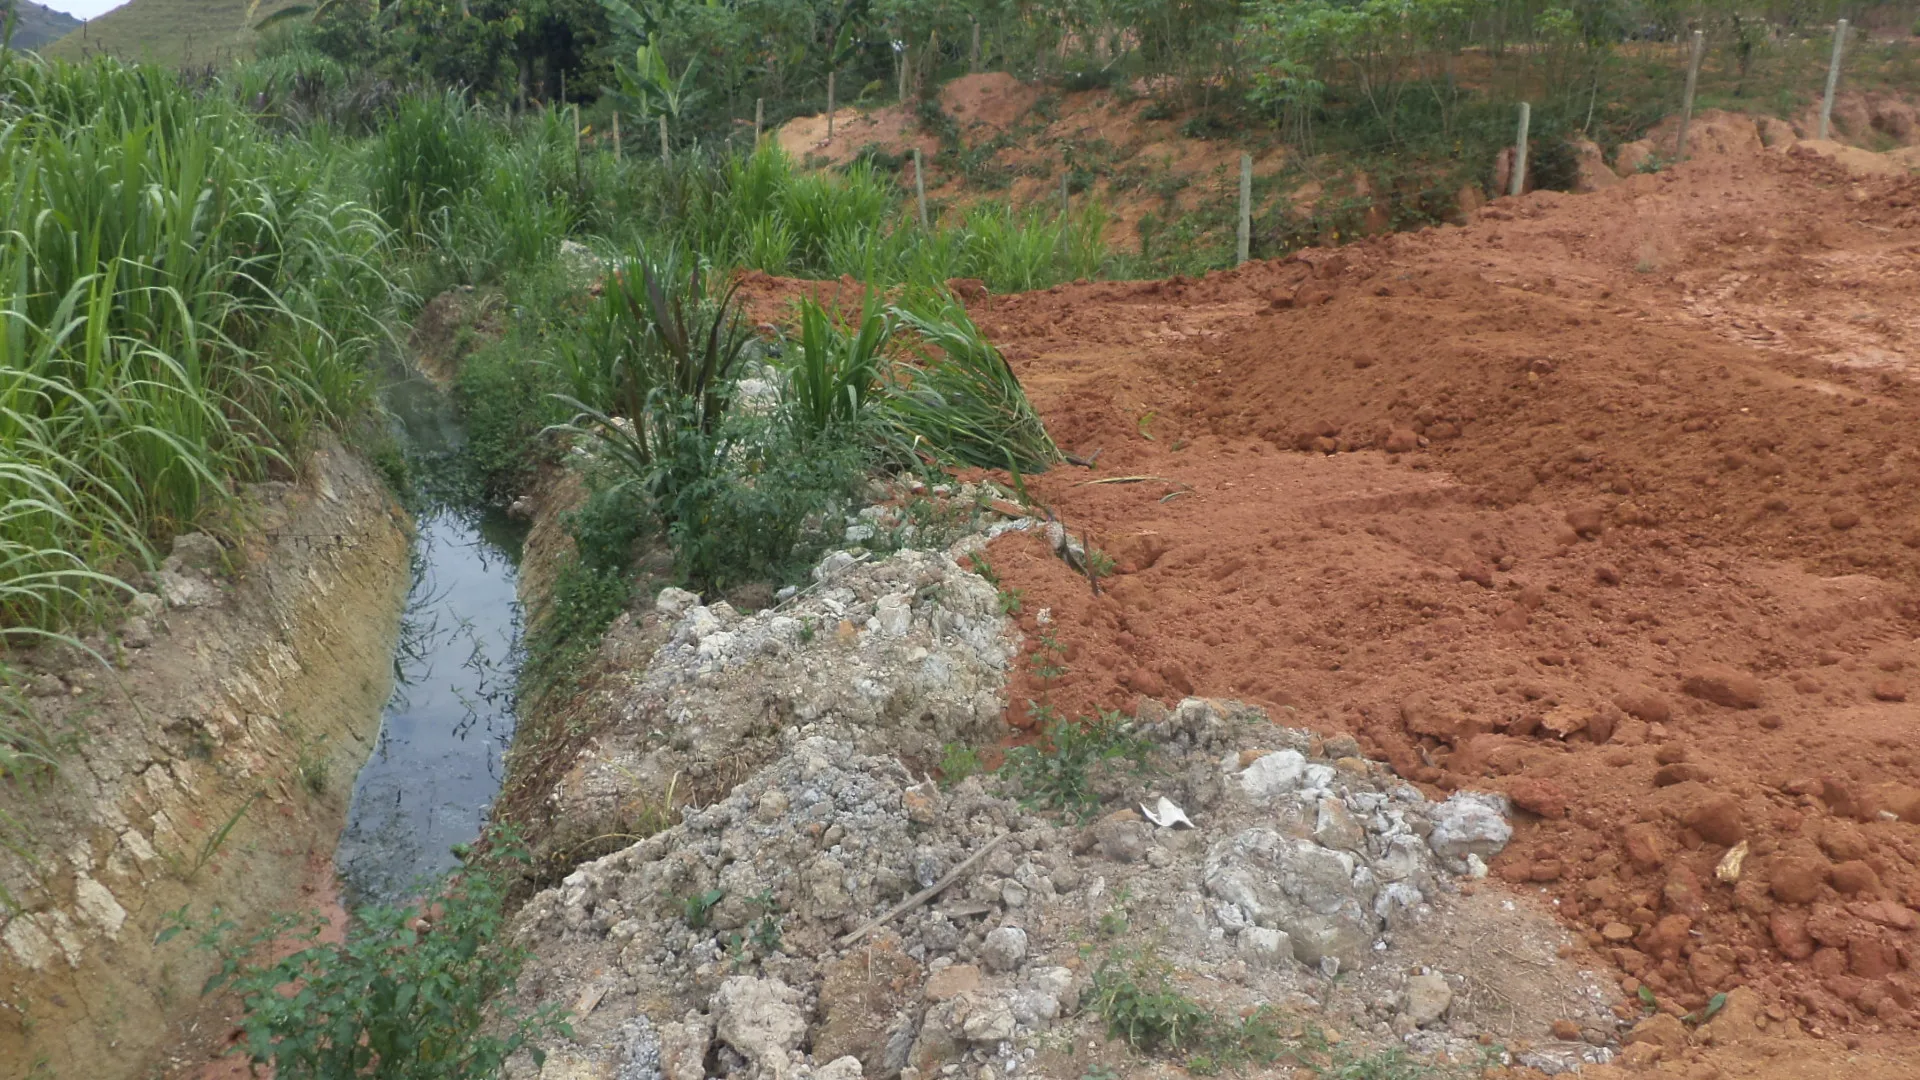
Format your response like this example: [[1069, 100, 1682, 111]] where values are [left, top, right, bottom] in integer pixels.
[[838, 834, 1005, 946]]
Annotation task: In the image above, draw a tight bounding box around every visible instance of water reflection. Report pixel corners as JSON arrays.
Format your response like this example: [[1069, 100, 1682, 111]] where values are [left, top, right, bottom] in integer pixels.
[[337, 348, 526, 908]]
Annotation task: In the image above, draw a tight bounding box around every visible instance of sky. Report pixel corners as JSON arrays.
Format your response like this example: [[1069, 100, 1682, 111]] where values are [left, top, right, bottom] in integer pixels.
[[34, 0, 127, 20]]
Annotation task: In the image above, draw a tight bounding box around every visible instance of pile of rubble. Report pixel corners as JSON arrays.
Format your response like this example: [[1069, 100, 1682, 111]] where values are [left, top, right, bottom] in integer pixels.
[[508, 543, 1623, 1079]]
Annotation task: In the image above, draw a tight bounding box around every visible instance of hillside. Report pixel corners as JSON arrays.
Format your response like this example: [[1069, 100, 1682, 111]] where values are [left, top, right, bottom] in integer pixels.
[[4, 0, 81, 50], [39, 0, 304, 67]]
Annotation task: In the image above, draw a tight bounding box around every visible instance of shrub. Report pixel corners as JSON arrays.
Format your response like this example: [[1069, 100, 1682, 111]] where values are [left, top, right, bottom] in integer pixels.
[[191, 834, 570, 1079]]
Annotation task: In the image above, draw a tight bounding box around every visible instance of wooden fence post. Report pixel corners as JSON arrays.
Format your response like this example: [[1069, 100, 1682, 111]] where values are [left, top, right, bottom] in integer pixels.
[[827, 72, 837, 141], [659, 115, 670, 165], [1676, 30, 1705, 160], [1236, 153, 1252, 266], [913, 148, 929, 229], [899, 46, 909, 101], [612, 112, 621, 161], [1510, 102, 1530, 197], [971, 20, 981, 73], [1819, 18, 1849, 141], [755, 98, 764, 144]]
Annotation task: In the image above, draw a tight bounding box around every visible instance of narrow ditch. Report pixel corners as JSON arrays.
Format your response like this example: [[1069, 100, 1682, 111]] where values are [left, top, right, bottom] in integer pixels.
[[334, 349, 527, 908]]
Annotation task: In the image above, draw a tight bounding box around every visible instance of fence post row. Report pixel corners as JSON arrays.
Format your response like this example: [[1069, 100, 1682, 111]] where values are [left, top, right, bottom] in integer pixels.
[[1675, 29, 1704, 160], [1236, 153, 1252, 266], [1510, 102, 1530, 197], [1819, 18, 1849, 141]]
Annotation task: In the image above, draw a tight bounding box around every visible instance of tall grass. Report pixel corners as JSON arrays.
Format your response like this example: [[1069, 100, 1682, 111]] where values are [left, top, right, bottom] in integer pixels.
[[0, 55, 395, 638]]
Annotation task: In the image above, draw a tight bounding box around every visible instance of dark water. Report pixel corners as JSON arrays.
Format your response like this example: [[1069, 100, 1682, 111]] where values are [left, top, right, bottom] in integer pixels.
[[335, 357, 525, 908]]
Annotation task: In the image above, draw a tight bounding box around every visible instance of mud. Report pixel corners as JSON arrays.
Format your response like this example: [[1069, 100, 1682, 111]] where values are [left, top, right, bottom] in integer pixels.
[[0, 441, 411, 1080], [949, 122, 1920, 1064]]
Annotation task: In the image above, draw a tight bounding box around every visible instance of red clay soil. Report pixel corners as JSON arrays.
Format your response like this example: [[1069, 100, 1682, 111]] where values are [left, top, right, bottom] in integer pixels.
[[961, 134, 1920, 1056]]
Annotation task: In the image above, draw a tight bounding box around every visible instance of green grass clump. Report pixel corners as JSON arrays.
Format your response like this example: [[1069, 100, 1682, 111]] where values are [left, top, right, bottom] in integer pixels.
[[0, 54, 393, 634]]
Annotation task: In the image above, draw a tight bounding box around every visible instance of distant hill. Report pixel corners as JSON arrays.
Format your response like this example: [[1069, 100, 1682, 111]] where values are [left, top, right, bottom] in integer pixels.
[[38, 0, 309, 68], [4, 1, 83, 50]]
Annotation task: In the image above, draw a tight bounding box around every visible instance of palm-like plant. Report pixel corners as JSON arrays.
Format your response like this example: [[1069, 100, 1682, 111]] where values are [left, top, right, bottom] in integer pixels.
[[551, 251, 749, 515]]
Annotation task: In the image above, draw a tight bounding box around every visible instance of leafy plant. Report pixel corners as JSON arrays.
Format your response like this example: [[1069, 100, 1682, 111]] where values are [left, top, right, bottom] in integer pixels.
[[682, 888, 725, 929], [883, 295, 1061, 474], [785, 293, 894, 441], [190, 834, 569, 1079], [938, 742, 983, 785], [1001, 710, 1151, 820]]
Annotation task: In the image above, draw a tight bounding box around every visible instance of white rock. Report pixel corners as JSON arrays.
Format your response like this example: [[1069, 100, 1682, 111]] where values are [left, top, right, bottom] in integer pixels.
[[874, 594, 913, 637], [1403, 973, 1453, 1027], [1427, 792, 1513, 863], [655, 587, 700, 617], [961, 994, 1017, 1042], [1237, 750, 1308, 799], [73, 876, 127, 937], [815, 1056, 864, 1080], [981, 925, 1027, 973], [1237, 926, 1293, 969], [712, 976, 807, 1066]]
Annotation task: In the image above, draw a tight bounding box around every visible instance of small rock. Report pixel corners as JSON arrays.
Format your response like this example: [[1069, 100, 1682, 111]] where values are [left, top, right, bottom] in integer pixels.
[[874, 593, 913, 637], [1312, 798, 1366, 851], [1564, 506, 1605, 538], [981, 926, 1028, 974], [925, 965, 982, 1002], [1427, 792, 1512, 862], [1680, 665, 1764, 709], [1551, 1018, 1583, 1041], [816, 1057, 865, 1080], [655, 587, 700, 617], [1237, 926, 1293, 970], [120, 617, 154, 649], [659, 1011, 715, 1080], [1092, 809, 1149, 863], [712, 977, 807, 1067], [1872, 679, 1907, 703], [163, 532, 223, 571], [1237, 750, 1309, 799], [960, 994, 1017, 1043], [1625, 1012, 1689, 1050], [1402, 973, 1453, 1027]]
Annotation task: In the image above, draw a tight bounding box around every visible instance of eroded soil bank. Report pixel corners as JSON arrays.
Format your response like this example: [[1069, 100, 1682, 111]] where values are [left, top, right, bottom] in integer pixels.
[[0, 442, 411, 1080]]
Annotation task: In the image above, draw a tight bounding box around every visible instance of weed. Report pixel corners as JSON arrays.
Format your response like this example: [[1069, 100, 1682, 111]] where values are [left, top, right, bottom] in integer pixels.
[[748, 889, 783, 953], [295, 739, 329, 796], [1028, 629, 1067, 684], [682, 888, 725, 929], [1085, 548, 1117, 580], [185, 831, 568, 1079], [164, 793, 259, 883], [1090, 948, 1212, 1053], [1001, 710, 1151, 820], [938, 742, 983, 786]]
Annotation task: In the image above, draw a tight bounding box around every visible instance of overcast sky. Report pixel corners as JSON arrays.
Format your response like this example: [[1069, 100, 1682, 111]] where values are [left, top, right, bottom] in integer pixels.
[[36, 0, 127, 20]]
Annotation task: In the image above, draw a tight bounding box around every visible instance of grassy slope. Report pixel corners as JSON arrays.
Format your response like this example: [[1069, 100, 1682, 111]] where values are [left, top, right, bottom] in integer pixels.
[[39, 0, 303, 67], [6, 1, 81, 50]]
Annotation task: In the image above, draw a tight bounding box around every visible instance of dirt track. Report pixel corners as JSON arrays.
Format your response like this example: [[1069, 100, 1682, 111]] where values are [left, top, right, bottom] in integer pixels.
[[959, 129, 1920, 1071]]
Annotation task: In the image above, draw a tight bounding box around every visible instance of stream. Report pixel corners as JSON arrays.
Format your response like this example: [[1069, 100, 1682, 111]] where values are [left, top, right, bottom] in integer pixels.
[[333, 355, 526, 909]]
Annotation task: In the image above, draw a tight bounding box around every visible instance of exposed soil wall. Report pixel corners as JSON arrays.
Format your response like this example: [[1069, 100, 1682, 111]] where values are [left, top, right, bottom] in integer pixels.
[[0, 440, 411, 1080]]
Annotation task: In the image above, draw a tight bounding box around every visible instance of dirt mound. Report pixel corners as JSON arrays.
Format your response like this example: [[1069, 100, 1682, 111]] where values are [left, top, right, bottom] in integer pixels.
[[938, 72, 1042, 136], [966, 138, 1920, 1055]]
